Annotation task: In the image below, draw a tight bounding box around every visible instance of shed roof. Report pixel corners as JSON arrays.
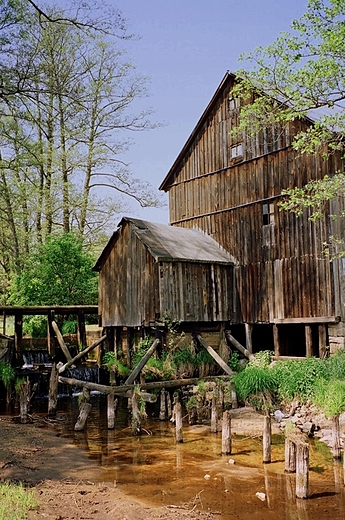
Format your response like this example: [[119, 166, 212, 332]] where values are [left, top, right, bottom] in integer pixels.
[[93, 217, 234, 271]]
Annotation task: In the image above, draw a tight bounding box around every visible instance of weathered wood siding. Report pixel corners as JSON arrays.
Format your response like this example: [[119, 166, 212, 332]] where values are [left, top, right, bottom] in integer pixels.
[[98, 222, 234, 327], [164, 78, 345, 324]]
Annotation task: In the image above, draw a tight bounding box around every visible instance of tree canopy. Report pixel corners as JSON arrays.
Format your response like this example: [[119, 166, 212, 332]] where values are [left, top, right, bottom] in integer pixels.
[[234, 0, 345, 253]]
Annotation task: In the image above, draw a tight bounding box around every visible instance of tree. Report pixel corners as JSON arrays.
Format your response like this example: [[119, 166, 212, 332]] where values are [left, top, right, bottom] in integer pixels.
[[8, 233, 98, 306], [233, 0, 345, 255]]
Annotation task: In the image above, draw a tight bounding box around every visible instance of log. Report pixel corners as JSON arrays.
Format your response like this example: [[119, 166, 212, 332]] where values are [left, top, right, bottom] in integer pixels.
[[332, 415, 342, 459], [52, 320, 72, 362], [263, 414, 271, 464], [210, 395, 218, 433], [107, 393, 117, 430], [18, 378, 30, 424], [159, 388, 166, 421], [221, 410, 232, 455], [196, 335, 234, 375], [225, 331, 254, 361], [131, 392, 141, 435], [58, 375, 232, 395], [124, 338, 160, 385], [74, 402, 92, 431], [296, 441, 309, 499], [48, 363, 59, 417], [58, 334, 107, 373], [284, 438, 296, 473], [175, 401, 183, 443]]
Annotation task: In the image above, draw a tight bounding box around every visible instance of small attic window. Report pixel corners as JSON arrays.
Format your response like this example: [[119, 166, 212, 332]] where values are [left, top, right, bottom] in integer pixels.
[[228, 97, 240, 111], [262, 203, 275, 226], [231, 143, 243, 160]]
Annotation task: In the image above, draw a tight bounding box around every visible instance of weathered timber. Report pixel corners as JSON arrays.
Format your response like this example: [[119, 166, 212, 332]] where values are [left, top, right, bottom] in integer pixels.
[[263, 414, 271, 464], [58, 334, 107, 373], [107, 393, 117, 429], [48, 363, 59, 417], [196, 334, 234, 375], [284, 438, 296, 473], [332, 415, 342, 459], [77, 310, 87, 350], [296, 441, 309, 499], [74, 402, 92, 431], [14, 312, 23, 355], [124, 338, 160, 385], [167, 391, 172, 419], [131, 392, 141, 435], [225, 331, 254, 361], [210, 395, 218, 433], [159, 388, 166, 421], [0, 305, 98, 315], [18, 378, 30, 424], [222, 410, 232, 455], [51, 320, 72, 362], [175, 402, 183, 443], [58, 375, 232, 395]]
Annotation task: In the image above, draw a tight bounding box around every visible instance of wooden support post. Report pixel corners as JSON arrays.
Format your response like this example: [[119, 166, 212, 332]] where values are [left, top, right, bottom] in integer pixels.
[[263, 414, 271, 464], [296, 441, 309, 499], [131, 391, 142, 435], [305, 325, 313, 358], [159, 388, 166, 420], [167, 391, 172, 419], [225, 331, 254, 361], [211, 394, 218, 433], [124, 338, 160, 385], [2, 311, 6, 335], [175, 401, 183, 443], [47, 311, 56, 359], [196, 334, 234, 375], [221, 410, 232, 455], [14, 312, 23, 358], [332, 415, 342, 459], [318, 324, 327, 358], [52, 320, 73, 362], [18, 378, 30, 424], [58, 335, 107, 373], [107, 393, 117, 430], [284, 438, 296, 473], [77, 310, 87, 351], [48, 363, 59, 417], [244, 323, 253, 354], [273, 324, 281, 358], [74, 402, 92, 431]]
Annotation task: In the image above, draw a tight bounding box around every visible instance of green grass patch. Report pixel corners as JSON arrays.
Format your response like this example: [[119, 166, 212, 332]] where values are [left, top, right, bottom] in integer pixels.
[[0, 482, 38, 520]]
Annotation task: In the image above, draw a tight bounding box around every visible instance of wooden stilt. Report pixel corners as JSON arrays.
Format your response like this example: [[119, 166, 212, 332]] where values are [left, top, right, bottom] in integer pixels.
[[166, 391, 172, 419], [211, 394, 218, 433], [332, 415, 341, 459], [131, 391, 142, 435], [284, 438, 296, 473], [296, 441, 309, 499], [263, 414, 271, 463], [74, 403, 92, 431], [159, 388, 166, 420], [18, 378, 30, 424], [221, 410, 232, 455], [305, 325, 313, 358], [48, 363, 59, 417], [107, 393, 117, 430], [175, 401, 183, 443]]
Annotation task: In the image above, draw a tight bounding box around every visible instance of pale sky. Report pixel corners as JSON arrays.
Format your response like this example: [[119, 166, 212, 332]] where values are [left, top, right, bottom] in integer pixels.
[[109, 0, 308, 224]]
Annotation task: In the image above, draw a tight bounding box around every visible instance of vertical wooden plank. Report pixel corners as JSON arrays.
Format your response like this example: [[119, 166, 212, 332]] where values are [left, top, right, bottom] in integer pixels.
[[14, 312, 23, 358], [273, 324, 281, 357], [305, 325, 313, 357], [77, 310, 87, 350], [318, 324, 327, 358]]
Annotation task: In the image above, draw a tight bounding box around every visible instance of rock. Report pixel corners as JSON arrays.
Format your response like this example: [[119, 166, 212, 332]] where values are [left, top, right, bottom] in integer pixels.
[[255, 492, 266, 501]]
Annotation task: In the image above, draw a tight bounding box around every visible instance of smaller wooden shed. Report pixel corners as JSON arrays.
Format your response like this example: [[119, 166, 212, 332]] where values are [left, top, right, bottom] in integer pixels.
[[93, 217, 235, 329]]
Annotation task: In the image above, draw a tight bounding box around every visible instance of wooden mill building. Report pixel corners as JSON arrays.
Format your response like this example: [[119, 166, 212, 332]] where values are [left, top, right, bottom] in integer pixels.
[[96, 71, 345, 359]]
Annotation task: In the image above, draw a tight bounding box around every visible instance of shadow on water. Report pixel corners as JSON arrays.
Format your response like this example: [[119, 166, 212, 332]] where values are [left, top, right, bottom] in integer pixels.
[[2, 391, 345, 519]]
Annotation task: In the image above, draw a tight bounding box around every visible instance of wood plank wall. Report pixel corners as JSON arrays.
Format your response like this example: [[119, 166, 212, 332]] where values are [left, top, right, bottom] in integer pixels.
[[165, 80, 345, 324]]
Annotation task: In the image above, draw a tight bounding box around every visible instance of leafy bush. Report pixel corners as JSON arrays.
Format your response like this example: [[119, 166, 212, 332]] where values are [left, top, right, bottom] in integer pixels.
[[61, 319, 78, 335], [102, 352, 130, 377], [313, 379, 345, 418], [248, 350, 274, 369], [228, 351, 242, 372], [23, 315, 47, 338], [0, 361, 15, 386]]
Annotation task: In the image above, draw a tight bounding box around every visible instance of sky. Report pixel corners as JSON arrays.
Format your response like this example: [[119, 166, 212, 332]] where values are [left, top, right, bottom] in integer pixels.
[[96, 0, 309, 225]]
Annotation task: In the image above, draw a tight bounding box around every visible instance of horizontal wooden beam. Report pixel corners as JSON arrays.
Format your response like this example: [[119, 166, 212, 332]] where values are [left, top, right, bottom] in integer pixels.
[[273, 316, 340, 325], [0, 305, 98, 316]]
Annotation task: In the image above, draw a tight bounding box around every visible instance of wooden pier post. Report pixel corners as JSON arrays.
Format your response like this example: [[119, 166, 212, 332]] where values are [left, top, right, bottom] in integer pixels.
[[175, 401, 183, 443], [131, 391, 142, 435], [159, 388, 166, 420], [74, 388, 91, 431], [332, 415, 342, 459], [167, 391, 172, 419], [48, 362, 59, 417], [221, 410, 232, 455], [18, 378, 30, 424], [285, 438, 297, 473], [211, 395, 218, 433], [296, 441, 309, 499], [263, 414, 271, 464], [107, 393, 118, 429]]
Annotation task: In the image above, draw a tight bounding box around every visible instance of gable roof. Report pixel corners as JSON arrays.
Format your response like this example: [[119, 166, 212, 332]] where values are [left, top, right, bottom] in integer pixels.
[[93, 217, 234, 271]]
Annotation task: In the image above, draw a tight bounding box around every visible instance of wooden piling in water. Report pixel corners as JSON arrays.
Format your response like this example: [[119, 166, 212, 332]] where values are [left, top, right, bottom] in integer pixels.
[[18, 378, 30, 424], [48, 362, 59, 417], [107, 393, 117, 430], [210, 395, 218, 433], [296, 441, 309, 499], [166, 391, 172, 419], [284, 438, 297, 473], [263, 414, 271, 464], [159, 388, 166, 420], [175, 401, 183, 443], [131, 391, 141, 435], [332, 415, 341, 460], [221, 410, 232, 455]]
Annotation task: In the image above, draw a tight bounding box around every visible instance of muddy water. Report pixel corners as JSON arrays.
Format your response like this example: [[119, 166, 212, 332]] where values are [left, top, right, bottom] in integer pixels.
[[47, 394, 345, 520]]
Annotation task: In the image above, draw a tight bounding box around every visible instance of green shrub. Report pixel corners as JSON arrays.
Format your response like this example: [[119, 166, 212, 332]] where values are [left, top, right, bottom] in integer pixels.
[[313, 379, 345, 418], [233, 365, 277, 411], [23, 315, 47, 338], [0, 361, 15, 386], [248, 350, 274, 369], [102, 352, 130, 377], [61, 319, 78, 335]]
